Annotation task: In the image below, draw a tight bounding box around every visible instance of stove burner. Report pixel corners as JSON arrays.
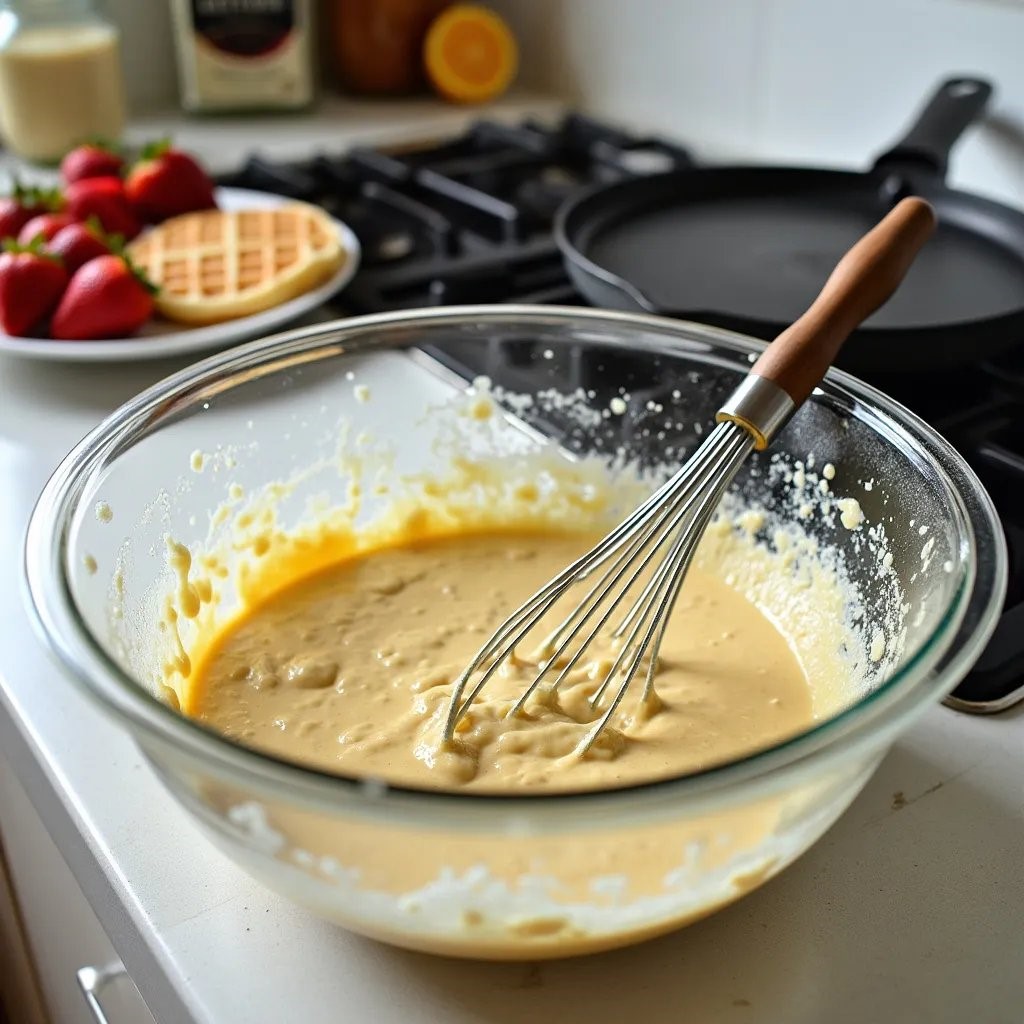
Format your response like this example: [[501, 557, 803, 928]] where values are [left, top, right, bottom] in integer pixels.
[[221, 114, 1024, 714]]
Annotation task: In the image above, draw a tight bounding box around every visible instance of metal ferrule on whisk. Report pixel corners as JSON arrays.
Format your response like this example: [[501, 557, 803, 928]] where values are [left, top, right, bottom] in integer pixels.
[[714, 374, 796, 451]]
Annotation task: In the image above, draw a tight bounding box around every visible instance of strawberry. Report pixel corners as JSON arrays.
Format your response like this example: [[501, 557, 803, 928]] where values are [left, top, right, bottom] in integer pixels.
[[51, 253, 155, 340], [65, 176, 141, 240], [60, 142, 124, 185], [0, 184, 64, 241], [124, 140, 217, 224], [47, 218, 114, 273], [17, 211, 76, 245], [0, 239, 69, 336]]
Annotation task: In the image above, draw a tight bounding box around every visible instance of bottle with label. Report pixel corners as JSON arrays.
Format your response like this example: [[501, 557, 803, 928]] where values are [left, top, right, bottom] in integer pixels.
[[170, 0, 315, 113], [0, 0, 126, 163]]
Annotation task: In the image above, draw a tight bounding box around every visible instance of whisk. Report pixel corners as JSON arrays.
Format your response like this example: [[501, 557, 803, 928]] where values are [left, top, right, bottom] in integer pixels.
[[443, 197, 937, 756]]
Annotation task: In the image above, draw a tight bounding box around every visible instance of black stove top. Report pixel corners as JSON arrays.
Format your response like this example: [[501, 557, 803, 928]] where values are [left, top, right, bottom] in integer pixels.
[[220, 114, 691, 311], [221, 114, 1022, 713]]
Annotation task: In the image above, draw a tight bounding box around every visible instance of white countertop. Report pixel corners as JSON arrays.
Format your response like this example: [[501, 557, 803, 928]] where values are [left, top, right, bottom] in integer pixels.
[[1, 100, 1023, 1024]]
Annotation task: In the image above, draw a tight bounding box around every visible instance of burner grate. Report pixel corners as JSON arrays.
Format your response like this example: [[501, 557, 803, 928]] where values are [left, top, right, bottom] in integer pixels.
[[218, 113, 692, 311]]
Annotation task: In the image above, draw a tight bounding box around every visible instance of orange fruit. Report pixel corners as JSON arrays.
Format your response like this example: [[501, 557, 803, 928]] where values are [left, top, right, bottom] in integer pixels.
[[424, 4, 518, 104]]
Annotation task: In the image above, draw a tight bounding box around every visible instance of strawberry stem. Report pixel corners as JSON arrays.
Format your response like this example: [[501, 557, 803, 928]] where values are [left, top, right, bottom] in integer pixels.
[[10, 181, 64, 211], [2, 236, 65, 264], [119, 250, 159, 294], [138, 137, 172, 161], [83, 215, 123, 252], [78, 136, 124, 156]]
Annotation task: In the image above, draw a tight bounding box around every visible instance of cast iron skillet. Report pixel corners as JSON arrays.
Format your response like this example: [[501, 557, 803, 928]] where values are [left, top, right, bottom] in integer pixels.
[[555, 77, 1024, 373]]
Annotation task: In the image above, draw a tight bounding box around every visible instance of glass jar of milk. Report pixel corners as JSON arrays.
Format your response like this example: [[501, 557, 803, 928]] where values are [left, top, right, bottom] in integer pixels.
[[0, 0, 126, 163]]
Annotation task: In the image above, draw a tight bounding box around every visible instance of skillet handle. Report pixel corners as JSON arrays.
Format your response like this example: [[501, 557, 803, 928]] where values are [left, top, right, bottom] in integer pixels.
[[874, 76, 992, 181], [717, 198, 936, 443]]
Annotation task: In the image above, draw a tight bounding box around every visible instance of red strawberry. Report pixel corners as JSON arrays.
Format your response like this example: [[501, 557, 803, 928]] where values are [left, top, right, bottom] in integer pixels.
[[47, 219, 114, 273], [17, 211, 76, 245], [124, 141, 217, 224], [0, 240, 69, 336], [60, 142, 124, 185], [0, 199, 33, 242], [66, 176, 141, 240], [51, 253, 155, 340], [0, 184, 64, 241]]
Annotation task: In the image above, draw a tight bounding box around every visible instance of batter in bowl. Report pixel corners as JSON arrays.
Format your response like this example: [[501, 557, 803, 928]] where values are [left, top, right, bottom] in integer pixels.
[[187, 527, 815, 792], [92, 353, 898, 957]]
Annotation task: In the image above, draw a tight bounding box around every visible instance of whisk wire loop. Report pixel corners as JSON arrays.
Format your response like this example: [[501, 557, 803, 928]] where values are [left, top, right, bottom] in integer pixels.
[[442, 422, 753, 747]]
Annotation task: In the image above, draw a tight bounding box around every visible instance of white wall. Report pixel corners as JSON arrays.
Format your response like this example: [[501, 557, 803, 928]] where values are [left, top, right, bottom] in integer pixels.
[[494, 0, 1024, 207]]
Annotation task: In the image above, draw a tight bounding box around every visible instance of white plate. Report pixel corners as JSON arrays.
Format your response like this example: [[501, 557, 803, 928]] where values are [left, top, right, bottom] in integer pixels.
[[0, 188, 361, 363]]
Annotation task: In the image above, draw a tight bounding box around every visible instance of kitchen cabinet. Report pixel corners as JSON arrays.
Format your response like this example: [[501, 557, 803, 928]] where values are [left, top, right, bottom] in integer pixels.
[[0, 827, 47, 1024], [0, 752, 155, 1024]]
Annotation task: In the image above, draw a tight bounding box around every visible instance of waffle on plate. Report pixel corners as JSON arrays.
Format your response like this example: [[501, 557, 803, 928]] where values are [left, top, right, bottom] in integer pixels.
[[128, 202, 346, 326]]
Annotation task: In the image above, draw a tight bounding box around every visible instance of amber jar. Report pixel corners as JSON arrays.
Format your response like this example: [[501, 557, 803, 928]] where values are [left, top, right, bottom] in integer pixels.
[[328, 0, 449, 95]]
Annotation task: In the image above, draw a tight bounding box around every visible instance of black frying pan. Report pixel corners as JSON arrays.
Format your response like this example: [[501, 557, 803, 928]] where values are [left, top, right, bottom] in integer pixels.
[[555, 77, 1024, 373]]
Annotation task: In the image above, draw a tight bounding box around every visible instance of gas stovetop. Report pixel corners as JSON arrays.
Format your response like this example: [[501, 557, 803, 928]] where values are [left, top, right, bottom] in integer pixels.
[[220, 114, 1023, 713], [220, 114, 691, 311]]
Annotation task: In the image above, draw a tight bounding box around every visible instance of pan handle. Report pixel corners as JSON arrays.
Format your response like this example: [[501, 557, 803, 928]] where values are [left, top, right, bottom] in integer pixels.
[[873, 76, 993, 181]]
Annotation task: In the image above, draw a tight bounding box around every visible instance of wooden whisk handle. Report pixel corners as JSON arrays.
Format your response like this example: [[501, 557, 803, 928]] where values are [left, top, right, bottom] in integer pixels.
[[750, 196, 937, 406]]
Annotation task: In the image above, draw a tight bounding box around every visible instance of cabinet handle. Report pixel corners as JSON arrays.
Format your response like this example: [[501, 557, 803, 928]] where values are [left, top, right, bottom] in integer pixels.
[[76, 963, 127, 1024]]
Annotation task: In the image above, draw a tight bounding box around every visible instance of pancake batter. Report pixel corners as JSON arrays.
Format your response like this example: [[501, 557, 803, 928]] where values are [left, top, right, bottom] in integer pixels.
[[188, 528, 814, 793]]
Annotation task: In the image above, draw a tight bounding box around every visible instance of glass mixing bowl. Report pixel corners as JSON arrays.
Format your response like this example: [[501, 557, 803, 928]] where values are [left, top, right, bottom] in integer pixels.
[[25, 307, 1006, 959]]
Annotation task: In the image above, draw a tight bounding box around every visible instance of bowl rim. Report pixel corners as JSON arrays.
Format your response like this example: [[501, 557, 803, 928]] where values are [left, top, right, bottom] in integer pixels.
[[23, 305, 1009, 824]]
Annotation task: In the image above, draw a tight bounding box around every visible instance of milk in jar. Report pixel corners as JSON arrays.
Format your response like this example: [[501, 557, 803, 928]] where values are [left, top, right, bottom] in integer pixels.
[[0, 0, 126, 163]]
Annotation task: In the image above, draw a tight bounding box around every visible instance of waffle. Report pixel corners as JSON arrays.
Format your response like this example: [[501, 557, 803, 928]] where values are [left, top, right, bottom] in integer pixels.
[[127, 203, 346, 326]]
